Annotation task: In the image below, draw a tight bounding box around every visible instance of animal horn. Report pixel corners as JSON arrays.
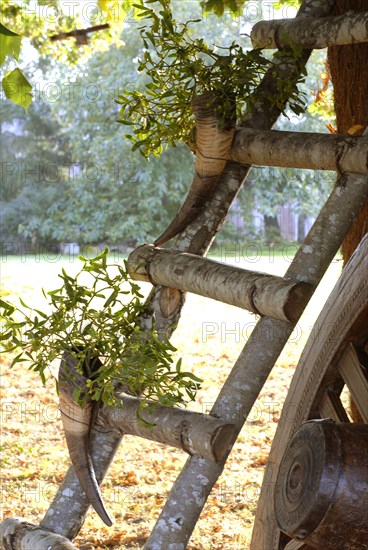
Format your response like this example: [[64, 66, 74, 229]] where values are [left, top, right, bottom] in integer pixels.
[[154, 91, 235, 247], [153, 173, 218, 247], [58, 351, 113, 526]]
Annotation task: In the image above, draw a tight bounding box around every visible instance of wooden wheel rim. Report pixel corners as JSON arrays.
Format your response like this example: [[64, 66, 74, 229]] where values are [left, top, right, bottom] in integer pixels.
[[251, 234, 368, 550]]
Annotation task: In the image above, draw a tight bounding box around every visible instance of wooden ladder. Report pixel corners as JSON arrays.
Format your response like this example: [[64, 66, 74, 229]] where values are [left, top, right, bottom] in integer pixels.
[[37, 2, 368, 549]]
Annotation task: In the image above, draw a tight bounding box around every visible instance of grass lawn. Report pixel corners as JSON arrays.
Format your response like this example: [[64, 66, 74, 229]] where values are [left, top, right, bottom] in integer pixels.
[[0, 252, 342, 549]]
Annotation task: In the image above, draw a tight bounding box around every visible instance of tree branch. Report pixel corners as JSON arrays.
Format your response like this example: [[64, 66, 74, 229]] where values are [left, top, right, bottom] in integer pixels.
[[128, 244, 313, 323], [251, 12, 368, 49], [100, 393, 236, 463], [0, 518, 76, 550], [50, 24, 110, 43], [231, 128, 368, 173]]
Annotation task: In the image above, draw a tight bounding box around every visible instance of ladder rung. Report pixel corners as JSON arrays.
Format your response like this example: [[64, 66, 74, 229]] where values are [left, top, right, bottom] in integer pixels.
[[251, 12, 368, 49], [0, 518, 76, 550], [231, 129, 368, 173], [100, 393, 236, 463], [128, 245, 313, 323]]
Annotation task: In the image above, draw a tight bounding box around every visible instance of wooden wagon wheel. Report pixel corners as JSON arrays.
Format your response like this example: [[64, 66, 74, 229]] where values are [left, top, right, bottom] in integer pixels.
[[250, 233, 368, 550]]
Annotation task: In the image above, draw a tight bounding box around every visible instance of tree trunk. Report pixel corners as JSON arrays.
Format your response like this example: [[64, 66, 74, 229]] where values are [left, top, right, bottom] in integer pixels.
[[328, 0, 368, 262]]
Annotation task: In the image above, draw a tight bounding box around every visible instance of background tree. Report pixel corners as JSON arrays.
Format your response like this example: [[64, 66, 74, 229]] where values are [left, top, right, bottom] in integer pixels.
[[0, 77, 70, 244], [48, 34, 193, 244], [0, 0, 337, 248], [328, 0, 368, 261]]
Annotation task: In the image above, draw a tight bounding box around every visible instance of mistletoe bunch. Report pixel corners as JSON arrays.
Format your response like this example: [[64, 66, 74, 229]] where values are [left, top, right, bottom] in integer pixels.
[[1, 248, 201, 409], [117, 0, 306, 157]]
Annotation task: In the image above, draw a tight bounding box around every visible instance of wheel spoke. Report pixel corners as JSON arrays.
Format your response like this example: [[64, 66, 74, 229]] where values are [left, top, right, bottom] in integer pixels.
[[285, 540, 309, 549], [319, 389, 350, 422], [338, 343, 368, 422]]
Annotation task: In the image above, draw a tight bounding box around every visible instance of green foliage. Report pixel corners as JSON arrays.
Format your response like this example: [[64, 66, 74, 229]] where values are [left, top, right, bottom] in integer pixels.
[[274, 0, 300, 8], [0, 0, 139, 109], [201, 0, 246, 17], [0, 22, 32, 110], [116, 0, 272, 156], [201, 0, 301, 16], [0, 0, 332, 246], [0, 22, 21, 65], [309, 98, 335, 122], [46, 37, 193, 244], [1, 248, 201, 409], [0, 89, 71, 243], [0, 35, 194, 246], [98, 0, 144, 24], [272, 45, 308, 116], [2, 68, 33, 110], [0, 0, 124, 64]]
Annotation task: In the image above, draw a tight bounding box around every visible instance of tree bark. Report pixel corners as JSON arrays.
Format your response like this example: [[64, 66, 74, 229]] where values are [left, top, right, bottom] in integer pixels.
[[0, 518, 76, 550], [230, 128, 368, 172], [128, 244, 313, 323], [329, 0, 368, 424], [328, 0, 368, 262], [100, 393, 236, 463], [251, 12, 368, 49]]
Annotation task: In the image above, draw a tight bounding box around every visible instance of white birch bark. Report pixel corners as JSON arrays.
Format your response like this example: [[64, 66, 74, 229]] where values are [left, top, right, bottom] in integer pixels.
[[251, 11, 368, 49], [231, 128, 368, 173], [100, 394, 236, 463], [192, 92, 235, 178], [128, 245, 313, 323], [0, 518, 76, 550]]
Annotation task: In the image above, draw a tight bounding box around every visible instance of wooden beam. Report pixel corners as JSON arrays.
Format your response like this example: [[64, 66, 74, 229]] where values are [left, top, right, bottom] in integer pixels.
[[231, 128, 368, 173], [100, 394, 236, 463], [128, 245, 314, 323], [319, 390, 350, 423], [0, 518, 76, 550], [251, 12, 368, 49], [285, 540, 309, 550]]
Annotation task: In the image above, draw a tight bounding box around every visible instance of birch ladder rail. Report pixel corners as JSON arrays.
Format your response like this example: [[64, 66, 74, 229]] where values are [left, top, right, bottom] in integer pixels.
[[1, 2, 367, 549]]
